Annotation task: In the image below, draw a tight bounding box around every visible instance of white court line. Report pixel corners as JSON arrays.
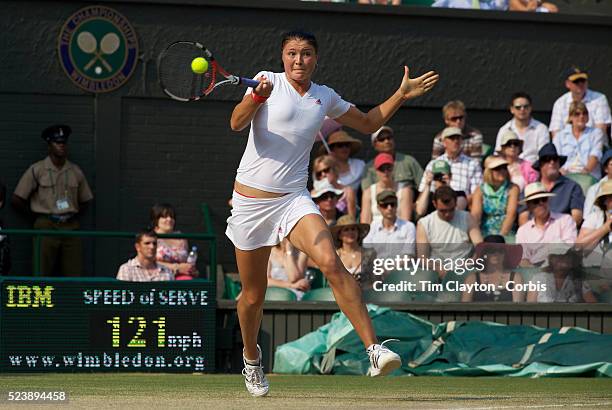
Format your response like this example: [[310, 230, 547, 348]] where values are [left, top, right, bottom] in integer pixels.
[[451, 402, 612, 410]]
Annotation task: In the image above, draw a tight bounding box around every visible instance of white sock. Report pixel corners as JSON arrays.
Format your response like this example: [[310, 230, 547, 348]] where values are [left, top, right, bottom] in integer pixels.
[[366, 344, 378, 351], [244, 357, 260, 366]]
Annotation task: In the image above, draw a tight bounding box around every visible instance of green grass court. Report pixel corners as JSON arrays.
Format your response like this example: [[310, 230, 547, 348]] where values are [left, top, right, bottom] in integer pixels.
[[1, 374, 611, 409]]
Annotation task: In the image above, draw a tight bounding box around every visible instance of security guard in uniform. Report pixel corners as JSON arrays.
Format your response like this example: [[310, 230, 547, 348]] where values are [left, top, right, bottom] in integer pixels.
[[12, 125, 93, 276]]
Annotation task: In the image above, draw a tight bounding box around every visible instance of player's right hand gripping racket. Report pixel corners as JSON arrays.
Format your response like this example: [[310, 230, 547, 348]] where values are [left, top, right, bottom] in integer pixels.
[[157, 41, 260, 102]]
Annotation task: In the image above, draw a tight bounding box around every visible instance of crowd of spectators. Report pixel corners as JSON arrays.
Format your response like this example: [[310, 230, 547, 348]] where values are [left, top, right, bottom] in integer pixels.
[[298, 66, 611, 303], [303, 0, 559, 13], [2, 66, 610, 304]]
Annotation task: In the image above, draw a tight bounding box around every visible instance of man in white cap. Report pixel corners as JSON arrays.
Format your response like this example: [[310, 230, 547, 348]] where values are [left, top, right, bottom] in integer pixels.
[[549, 67, 611, 139], [516, 182, 577, 266], [360, 125, 423, 193], [311, 179, 344, 226]]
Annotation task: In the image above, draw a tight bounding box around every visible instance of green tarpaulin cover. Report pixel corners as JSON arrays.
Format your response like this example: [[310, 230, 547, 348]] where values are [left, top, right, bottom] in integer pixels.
[[273, 304, 612, 377]]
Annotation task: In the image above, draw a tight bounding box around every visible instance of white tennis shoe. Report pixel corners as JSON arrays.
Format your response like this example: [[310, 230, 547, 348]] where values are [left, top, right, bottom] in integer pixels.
[[242, 345, 269, 397], [367, 339, 402, 377]]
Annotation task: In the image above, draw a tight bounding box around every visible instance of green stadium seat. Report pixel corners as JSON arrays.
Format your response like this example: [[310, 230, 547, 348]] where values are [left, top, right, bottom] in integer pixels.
[[301, 287, 336, 302], [401, 0, 434, 5], [223, 275, 242, 300], [566, 173, 597, 196], [305, 267, 327, 289], [482, 143, 494, 158], [265, 286, 297, 301]]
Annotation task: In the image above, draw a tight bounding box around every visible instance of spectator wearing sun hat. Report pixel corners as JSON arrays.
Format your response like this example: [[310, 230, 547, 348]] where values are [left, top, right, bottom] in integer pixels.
[[471, 156, 520, 237], [578, 179, 612, 255], [527, 243, 597, 303], [549, 67, 611, 139], [583, 149, 612, 218], [518, 143, 584, 227], [360, 153, 412, 225], [496, 129, 539, 191], [311, 179, 344, 226], [320, 130, 365, 192], [461, 235, 525, 303], [330, 215, 376, 289], [360, 125, 423, 193], [516, 182, 577, 266], [495, 92, 550, 164], [420, 126, 483, 202]]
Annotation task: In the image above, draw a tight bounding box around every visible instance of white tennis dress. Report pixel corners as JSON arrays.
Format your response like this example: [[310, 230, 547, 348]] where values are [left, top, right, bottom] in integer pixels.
[[226, 71, 351, 250]]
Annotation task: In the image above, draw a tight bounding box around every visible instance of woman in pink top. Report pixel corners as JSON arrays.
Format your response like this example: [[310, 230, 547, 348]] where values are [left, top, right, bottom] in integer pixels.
[[151, 203, 197, 280], [498, 129, 538, 192]]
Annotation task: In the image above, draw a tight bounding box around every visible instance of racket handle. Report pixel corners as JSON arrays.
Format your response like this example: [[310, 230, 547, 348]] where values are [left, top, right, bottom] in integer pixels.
[[240, 78, 260, 88]]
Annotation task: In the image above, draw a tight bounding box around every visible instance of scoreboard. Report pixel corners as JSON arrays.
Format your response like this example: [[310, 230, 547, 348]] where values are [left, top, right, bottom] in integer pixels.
[[0, 277, 216, 372]]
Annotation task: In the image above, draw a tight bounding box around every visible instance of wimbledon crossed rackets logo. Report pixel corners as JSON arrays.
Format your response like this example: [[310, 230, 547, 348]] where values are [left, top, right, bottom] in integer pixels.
[[58, 6, 138, 93]]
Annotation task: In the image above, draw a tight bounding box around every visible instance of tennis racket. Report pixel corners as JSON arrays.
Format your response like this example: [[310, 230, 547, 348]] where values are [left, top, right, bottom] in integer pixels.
[[157, 41, 260, 102]]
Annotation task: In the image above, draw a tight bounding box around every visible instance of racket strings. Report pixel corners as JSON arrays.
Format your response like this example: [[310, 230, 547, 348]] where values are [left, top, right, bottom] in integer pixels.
[[158, 43, 212, 101]]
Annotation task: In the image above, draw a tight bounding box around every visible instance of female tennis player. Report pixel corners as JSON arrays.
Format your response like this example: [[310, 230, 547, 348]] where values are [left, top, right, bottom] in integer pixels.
[[227, 30, 439, 397]]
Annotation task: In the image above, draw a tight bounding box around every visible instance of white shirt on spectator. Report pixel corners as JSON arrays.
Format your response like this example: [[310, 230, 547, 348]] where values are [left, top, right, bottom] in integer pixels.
[[363, 217, 416, 259], [549, 89, 612, 135], [419, 153, 483, 195], [495, 118, 550, 163], [338, 157, 365, 192], [553, 125, 604, 179], [583, 176, 608, 218]]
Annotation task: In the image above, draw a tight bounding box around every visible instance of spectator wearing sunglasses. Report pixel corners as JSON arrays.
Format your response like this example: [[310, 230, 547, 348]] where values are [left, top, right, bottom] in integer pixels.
[[497, 129, 539, 191], [320, 130, 365, 192], [416, 186, 483, 279], [311, 179, 344, 226], [312, 155, 357, 218], [518, 143, 584, 227], [495, 92, 550, 163], [360, 125, 423, 193], [415, 159, 467, 219], [583, 149, 612, 219], [361, 153, 412, 224], [553, 102, 604, 179], [516, 182, 577, 267], [421, 127, 483, 204], [363, 190, 416, 260], [471, 156, 519, 237], [432, 100, 483, 160], [549, 67, 611, 140]]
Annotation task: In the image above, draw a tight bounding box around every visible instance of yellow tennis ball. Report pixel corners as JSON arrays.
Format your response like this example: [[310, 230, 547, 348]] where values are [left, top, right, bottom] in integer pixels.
[[191, 57, 209, 74]]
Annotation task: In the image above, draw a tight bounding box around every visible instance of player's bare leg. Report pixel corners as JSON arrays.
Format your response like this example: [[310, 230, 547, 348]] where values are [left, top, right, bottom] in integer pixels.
[[235, 246, 271, 396], [287, 214, 401, 376]]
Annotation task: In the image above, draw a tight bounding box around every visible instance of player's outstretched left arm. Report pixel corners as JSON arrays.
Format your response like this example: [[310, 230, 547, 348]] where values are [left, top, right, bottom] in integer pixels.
[[337, 65, 439, 135], [397, 66, 439, 101]]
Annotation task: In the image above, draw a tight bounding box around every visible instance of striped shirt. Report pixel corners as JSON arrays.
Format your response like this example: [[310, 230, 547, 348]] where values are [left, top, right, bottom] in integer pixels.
[[116, 258, 174, 282], [420, 153, 483, 195]]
